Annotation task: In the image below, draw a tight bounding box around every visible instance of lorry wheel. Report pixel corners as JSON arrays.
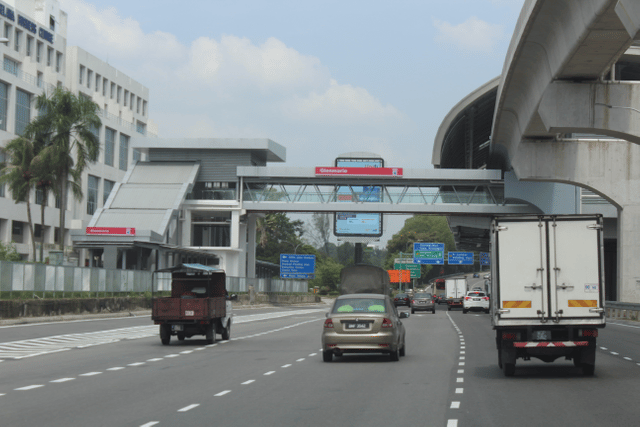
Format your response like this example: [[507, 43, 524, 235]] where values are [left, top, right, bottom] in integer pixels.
[[448, 306, 451, 311], [205, 324, 216, 344], [322, 351, 333, 362], [411, 309, 415, 314], [582, 363, 595, 376], [221, 322, 231, 340], [462, 309, 467, 314], [498, 349, 503, 369], [160, 324, 171, 345], [177, 332, 185, 341], [503, 363, 515, 377]]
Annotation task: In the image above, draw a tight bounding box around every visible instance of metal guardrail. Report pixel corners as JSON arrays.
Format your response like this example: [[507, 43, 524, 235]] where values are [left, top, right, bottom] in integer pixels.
[[604, 301, 640, 321]]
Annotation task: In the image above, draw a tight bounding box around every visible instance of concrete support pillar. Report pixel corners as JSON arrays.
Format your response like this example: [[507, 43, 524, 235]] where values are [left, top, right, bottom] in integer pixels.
[[617, 205, 640, 302], [231, 210, 240, 249], [247, 214, 258, 279], [104, 246, 117, 270]]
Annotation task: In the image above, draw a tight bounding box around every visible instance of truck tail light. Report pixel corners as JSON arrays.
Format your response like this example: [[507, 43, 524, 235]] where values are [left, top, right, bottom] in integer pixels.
[[382, 318, 393, 328], [324, 318, 334, 328], [579, 329, 598, 337], [502, 332, 520, 340]]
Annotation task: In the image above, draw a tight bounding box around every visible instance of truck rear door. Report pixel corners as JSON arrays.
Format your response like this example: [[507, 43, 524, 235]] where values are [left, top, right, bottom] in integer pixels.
[[549, 217, 603, 320], [496, 219, 548, 320]]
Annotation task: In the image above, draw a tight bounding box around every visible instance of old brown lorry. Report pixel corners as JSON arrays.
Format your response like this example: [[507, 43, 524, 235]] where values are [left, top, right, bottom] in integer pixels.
[[152, 263, 235, 345]]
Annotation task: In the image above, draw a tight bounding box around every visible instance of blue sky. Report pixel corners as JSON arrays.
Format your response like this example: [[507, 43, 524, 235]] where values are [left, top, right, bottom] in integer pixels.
[[60, 0, 524, 170]]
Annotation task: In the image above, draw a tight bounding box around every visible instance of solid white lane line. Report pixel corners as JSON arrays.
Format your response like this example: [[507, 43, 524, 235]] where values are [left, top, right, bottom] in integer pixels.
[[241, 380, 255, 385], [281, 364, 292, 368], [264, 371, 275, 376], [214, 390, 231, 396], [80, 372, 102, 376], [50, 378, 75, 383], [447, 420, 458, 427], [178, 404, 200, 412], [450, 402, 460, 409], [15, 385, 44, 391], [455, 388, 463, 394], [107, 367, 125, 371], [296, 358, 305, 362], [139, 422, 159, 427], [128, 362, 145, 366]]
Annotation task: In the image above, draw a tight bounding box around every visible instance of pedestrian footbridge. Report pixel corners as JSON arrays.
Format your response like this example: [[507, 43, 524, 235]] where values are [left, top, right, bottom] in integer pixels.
[[237, 166, 538, 215]]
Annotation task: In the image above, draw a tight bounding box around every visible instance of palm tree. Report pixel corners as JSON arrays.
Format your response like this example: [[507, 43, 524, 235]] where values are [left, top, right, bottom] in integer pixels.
[[27, 87, 101, 250], [0, 138, 38, 261]]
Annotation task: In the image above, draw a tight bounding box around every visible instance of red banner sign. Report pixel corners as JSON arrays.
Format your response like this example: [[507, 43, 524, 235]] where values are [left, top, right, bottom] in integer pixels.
[[388, 269, 411, 283], [315, 167, 403, 177], [86, 227, 136, 236]]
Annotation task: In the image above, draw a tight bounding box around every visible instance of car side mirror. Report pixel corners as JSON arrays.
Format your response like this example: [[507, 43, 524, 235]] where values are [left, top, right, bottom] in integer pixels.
[[399, 312, 409, 319]]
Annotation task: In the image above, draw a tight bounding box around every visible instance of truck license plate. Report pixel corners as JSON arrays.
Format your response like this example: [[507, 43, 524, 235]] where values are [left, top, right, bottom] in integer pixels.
[[185, 310, 195, 316], [172, 325, 183, 331], [534, 330, 551, 340]]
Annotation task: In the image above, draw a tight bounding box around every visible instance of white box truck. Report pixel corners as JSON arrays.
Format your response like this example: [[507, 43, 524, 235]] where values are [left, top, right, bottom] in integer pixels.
[[491, 215, 605, 376], [445, 277, 467, 311]]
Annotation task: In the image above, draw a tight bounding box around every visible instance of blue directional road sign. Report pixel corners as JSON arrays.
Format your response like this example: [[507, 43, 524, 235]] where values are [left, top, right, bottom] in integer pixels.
[[280, 254, 316, 279], [448, 251, 474, 265], [413, 243, 445, 265], [480, 252, 490, 266]]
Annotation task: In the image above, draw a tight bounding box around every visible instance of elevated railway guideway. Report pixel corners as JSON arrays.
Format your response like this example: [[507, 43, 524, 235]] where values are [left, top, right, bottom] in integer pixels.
[[237, 166, 539, 215]]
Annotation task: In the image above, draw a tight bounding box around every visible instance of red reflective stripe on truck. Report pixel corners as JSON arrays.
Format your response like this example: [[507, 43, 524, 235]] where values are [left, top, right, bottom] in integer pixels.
[[513, 341, 590, 348]]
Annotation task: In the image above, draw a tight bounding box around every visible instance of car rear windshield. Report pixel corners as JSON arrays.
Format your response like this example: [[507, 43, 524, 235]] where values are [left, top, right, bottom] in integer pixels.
[[414, 293, 432, 299], [467, 292, 486, 297], [333, 298, 388, 313]]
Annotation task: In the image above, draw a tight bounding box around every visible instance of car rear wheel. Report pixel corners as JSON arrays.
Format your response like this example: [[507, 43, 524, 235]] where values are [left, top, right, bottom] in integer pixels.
[[432, 308, 436, 314], [389, 347, 400, 362], [399, 341, 406, 357], [322, 351, 333, 362], [411, 309, 415, 314]]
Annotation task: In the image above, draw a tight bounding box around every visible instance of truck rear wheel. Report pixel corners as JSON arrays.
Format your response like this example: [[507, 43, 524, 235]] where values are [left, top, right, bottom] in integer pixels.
[[221, 321, 231, 340], [160, 324, 171, 345], [582, 363, 595, 376], [177, 332, 185, 341], [206, 323, 216, 344]]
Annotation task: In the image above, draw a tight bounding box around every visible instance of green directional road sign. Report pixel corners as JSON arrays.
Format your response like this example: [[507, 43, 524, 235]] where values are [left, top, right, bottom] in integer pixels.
[[394, 258, 421, 278]]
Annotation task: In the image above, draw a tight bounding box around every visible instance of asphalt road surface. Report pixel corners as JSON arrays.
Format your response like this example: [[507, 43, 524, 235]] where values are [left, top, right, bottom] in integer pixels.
[[1, 300, 639, 427]]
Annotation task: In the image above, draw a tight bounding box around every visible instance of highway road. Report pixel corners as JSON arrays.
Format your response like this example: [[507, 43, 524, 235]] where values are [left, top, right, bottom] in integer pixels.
[[1, 296, 639, 427]]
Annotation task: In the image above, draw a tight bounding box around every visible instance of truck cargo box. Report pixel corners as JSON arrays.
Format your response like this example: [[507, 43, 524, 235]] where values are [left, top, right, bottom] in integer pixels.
[[340, 264, 391, 295]]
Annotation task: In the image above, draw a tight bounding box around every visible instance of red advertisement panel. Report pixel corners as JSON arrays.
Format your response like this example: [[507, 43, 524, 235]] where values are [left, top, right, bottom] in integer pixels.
[[315, 167, 403, 176], [86, 227, 136, 235]]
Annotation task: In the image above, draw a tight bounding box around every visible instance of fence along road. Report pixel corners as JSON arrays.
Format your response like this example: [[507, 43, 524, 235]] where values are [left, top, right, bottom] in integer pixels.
[[0, 308, 322, 360]]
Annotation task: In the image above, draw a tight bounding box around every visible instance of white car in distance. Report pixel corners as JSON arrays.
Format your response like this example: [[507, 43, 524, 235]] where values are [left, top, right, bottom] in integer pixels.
[[462, 291, 490, 314]]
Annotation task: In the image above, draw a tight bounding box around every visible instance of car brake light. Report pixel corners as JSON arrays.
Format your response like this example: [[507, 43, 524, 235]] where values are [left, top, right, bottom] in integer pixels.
[[411, 300, 416, 304], [465, 297, 470, 300], [482, 297, 489, 301], [382, 318, 393, 328], [324, 318, 334, 328]]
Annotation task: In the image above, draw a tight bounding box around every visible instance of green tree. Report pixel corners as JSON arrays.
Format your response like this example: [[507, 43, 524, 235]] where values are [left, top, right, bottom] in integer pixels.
[[0, 240, 21, 261], [27, 87, 101, 249], [309, 257, 342, 292], [305, 213, 332, 255], [256, 213, 309, 265], [0, 138, 38, 261]]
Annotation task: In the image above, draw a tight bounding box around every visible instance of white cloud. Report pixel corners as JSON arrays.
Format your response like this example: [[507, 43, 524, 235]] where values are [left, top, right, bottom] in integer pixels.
[[433, 17, 503, 53], [284, 79, 404, 125]]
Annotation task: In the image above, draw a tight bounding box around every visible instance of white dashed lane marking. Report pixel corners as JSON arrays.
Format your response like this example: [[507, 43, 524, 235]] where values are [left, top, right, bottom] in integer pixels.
[[177, 404, 199, 412], [451, 402, 460, 409], [214, 390, 231, 397], [50, 378, 75, 383], [241, 380, 255, 385], [14, 385, 44, 391]]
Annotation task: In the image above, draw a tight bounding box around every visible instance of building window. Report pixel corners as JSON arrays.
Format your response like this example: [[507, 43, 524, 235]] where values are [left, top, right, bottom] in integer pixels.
[[117, 86, 121, 103], [34, 224, 43, 239], [136, 97, 141, 113], [95, 74, 100, 92], [142, 100, 147, 116], [192, 225, 231, 247], [136, 121, 146, 135], [86, 69, 92, 88], [35, 187, 46, 206], [56, 52, 62, 73], [79, 65, 84, 84], [12, 221, 24, 244], [0, 151, 5, 196], [132, 148, 141, 164], [104, 127, 115, 166], [26, 36, 32, 57], [14, 29, 21, 52], [47, 47, 53, 67], [36, 41, 42, 63], [0, 81, 8, 131], [87, 175, 99, 215], [50, 16, 55, 32], [119, 133, 129, 171], [3, 57, 19, 77], [110, 82, 115, 99], [103, 79, 107, 97], [15, 89, 31, 136], [4, 23, 10, 40], [103, 179, 115, 204], [124, 90, 128, 106], [130, 93, 134, 110], [37, 72, 43, 88]]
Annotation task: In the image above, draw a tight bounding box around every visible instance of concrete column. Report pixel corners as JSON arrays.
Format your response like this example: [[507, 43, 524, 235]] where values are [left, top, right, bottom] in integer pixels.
[[617, 205, 640, 302], [231, 210, 240, 248], [247, 214, 258, 279], [181, 209, 191, 247]]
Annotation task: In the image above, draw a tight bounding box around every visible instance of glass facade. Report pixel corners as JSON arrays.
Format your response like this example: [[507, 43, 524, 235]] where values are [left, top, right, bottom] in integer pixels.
[[0, 81, 7, 131], [104, 127, 115, 166], [119, 133, 129, 171], [87, 175, 99, 215], [103, 179, 115, 204], [15, 89, 30, 136]]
